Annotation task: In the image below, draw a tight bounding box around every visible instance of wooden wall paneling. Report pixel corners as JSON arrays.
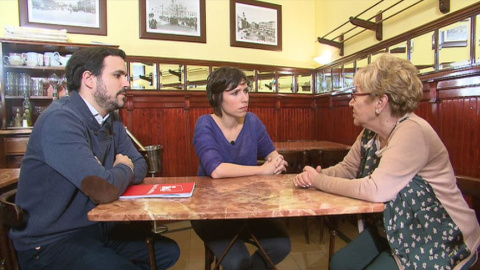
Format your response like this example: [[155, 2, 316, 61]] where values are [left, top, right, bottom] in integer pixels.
[[249, 107, 278, 141], [276, 95, 316, 141], [249, 94, 279, 141], [460, 97, 479, 177], [315, 107, 333, 141], [436, 76, 480, 177], [438, 96, 480, 178], [329, 93, 361, 145], [415, 101, 437, 130], [276, 107, 315, 141], [314, 96, 333, 141]]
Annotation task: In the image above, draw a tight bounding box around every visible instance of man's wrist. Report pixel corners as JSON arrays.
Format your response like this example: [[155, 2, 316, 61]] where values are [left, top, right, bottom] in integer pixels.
[[124, 164, 134, 173]]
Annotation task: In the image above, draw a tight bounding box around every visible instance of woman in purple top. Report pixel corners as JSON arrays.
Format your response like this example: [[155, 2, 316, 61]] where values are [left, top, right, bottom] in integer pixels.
[[191, 67, 291, 270]]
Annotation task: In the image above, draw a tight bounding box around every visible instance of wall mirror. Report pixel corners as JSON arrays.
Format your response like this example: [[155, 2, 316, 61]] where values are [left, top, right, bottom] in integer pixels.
[[343, 61, 355, 90], [277, 71, 294, 93], [331, 65, 343, 91], [257, 70, 276, 93], [187, 65, 209, 91], [242, 69, 257, 92], [159, 64, 184, 90], [319, 70, 332, 93], [371, 49, 388, 63], [388, 42, 408, 60], [356, 56, 369, 71], [410, 31, 435, 74], [297, 73, 313, 94], [130, 62, 157, 90], [439, 18, 471, 70], [315, 71, 327, 93]]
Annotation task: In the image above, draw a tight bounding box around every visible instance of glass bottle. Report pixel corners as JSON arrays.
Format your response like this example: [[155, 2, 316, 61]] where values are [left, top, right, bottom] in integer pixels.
[[14, 108, 22, 127], [23, 91, 32, 126]]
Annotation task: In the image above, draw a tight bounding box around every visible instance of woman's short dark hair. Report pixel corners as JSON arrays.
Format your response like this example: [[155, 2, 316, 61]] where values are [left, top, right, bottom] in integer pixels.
[[66, 47, 126, 92], [207, 67, 249, 116]]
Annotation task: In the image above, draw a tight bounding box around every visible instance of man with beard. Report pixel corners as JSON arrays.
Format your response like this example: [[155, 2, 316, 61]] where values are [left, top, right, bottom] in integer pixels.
[[10, 47, 180, 270]]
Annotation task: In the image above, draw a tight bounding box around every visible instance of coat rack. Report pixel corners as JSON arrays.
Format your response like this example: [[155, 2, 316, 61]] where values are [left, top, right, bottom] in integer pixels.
[[317, 0, 450, 56]]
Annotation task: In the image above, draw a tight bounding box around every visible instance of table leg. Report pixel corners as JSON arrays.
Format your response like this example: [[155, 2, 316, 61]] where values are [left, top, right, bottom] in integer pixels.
[[212, 223, 244, 269], [211, 221, 278, 270], [246, 226, 277, 269]]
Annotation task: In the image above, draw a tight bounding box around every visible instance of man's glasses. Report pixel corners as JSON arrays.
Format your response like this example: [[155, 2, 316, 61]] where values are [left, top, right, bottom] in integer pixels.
[[351, 88, 375, 101]]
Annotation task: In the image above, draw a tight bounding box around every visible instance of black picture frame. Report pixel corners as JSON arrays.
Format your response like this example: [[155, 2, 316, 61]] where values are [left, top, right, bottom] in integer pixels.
[[230, 0, 282, 51], [140, 0, 206, 43], [19, 0, 107, 36]]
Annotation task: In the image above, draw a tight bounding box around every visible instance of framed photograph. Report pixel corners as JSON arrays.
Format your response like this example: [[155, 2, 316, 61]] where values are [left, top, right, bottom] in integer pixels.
[[140, 0, 206, 43], [19, 0, 107, 36], [230, 0, 282, 51]]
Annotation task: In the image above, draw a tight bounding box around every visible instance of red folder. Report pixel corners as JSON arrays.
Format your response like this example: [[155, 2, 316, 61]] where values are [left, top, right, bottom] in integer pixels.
[[120, 182, 195, 199]]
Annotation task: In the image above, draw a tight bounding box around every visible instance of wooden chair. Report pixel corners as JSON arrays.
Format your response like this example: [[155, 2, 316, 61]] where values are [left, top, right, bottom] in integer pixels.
[[320, 149, 350, 168], [0, 189, 160, 270], [0, 189, 24, 270], [456, 175, 480, 223], [456, 175, 480, 270], [280, 150, 307, 174], [204, 243, 218, 270]]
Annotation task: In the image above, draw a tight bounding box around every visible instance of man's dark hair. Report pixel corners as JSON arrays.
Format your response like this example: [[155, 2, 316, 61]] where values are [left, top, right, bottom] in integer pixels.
[[66, 47, 126, 92], [207, 67, 249, 116]]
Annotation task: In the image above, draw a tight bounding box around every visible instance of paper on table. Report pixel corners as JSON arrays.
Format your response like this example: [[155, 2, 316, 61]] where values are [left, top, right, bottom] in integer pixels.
[[120, 182, 195, 199]]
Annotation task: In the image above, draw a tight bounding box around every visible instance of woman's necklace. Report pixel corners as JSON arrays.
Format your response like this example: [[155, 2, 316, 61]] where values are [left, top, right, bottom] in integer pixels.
[[378, 114, 409, 148]]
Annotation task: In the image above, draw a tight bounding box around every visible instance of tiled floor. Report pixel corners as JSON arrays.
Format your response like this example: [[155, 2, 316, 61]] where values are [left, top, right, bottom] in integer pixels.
[[162, 216, 360, 270]]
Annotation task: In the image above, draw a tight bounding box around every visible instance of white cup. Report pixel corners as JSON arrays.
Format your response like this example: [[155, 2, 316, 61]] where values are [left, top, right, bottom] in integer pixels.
[[44, 52, 60, 67], [22, 52, 40, 67], [4, 53, 24, 66], [37, 53, 44, 66]]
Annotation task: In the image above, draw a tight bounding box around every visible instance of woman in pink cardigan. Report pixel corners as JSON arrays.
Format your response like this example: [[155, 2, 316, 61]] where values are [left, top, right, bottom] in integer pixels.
[[294, 54, 480, 270]]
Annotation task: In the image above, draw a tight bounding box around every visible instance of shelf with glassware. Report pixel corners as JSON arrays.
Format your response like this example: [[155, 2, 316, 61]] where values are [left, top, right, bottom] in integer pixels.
[[3, 65, 67, 130], [1, 39, 118, 130]]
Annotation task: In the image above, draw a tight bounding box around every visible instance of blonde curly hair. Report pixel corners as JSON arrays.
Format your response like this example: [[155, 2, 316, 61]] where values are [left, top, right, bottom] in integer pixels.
[[354, 54, 423, 117]]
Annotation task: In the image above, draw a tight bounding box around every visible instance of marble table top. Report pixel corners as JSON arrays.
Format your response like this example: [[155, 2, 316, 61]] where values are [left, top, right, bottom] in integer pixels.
[[0, 168, 20, 189], [88, 174, 384, 222], [275, 141, 351, 152]]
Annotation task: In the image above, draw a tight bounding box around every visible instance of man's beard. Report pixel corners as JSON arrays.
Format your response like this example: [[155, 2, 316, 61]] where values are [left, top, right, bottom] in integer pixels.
[[94, 79, 125, 113]]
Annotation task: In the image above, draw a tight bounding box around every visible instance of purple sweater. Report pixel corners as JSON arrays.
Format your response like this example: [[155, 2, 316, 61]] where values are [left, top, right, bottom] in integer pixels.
[[193, 113, 275, 176]]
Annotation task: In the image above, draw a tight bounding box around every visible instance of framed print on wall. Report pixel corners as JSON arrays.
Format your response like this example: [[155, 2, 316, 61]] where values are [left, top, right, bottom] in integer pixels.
[[230, 0, 282, 51], [19, 0, 107, 35], [140, 0, 206, 43]]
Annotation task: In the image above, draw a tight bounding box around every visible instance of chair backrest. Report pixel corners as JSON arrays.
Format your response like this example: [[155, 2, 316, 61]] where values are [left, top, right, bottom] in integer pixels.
[[456, 175, 480, 224], [305, 149, 323, 167], [0, 189, 24, 270], [280, 151, 307, 174], [320, 149, 350, 169]]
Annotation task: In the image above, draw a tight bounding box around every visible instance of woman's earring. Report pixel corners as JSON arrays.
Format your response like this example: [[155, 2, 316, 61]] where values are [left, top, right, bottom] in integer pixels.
[[375, 109, 380, 116]]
